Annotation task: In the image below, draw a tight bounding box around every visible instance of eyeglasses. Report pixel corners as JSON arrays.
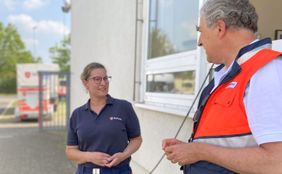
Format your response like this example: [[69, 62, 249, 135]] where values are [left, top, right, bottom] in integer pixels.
[[88, 76, 112, 84]]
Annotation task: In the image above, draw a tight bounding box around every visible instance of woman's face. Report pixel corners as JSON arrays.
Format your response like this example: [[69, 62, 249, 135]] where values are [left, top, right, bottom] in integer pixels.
[[83, 68, 109, 98]]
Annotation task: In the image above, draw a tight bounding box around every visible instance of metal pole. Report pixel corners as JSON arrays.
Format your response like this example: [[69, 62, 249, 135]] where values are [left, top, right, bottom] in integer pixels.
[[32, 25, 37, 57], [65, 72, 71, 129], [38, 71, 43, 130]]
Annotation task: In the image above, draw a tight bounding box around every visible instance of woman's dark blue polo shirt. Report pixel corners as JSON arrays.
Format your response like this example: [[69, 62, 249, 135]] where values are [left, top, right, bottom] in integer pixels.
[[67, 95, 141, 169]]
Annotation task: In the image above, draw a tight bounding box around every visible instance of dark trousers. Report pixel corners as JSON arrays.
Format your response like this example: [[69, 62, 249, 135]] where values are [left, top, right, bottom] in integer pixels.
[[77, 164, 132, 174], [183, 161, 237, 174]]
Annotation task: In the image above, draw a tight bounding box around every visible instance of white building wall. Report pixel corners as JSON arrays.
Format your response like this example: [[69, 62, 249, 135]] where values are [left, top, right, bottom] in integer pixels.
[[71, 1, 196, 173], [251, 0, 282, 40], [133, 108, 193, 173], [71, 0, 282, 174], [273, 40, 282, 52], [71, 0, 137, 109]]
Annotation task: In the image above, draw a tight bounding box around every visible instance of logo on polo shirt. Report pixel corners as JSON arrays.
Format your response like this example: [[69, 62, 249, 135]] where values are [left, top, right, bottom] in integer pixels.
[[226, 81, 237, 88], [109, 116, 122, 121]]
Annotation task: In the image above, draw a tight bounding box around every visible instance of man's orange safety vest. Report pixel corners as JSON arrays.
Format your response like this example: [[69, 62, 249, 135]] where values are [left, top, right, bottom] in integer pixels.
[[193, 49, 282, 146]]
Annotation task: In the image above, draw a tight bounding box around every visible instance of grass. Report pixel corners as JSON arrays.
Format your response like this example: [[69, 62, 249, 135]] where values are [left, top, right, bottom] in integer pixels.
[[4, 108, 15, 115], [1, 99, 17, 116], [0, 93, 16, 96]]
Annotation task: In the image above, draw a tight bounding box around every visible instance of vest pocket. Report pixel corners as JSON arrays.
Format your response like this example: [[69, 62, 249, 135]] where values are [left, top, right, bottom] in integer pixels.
[[214, 90, 236, 107]]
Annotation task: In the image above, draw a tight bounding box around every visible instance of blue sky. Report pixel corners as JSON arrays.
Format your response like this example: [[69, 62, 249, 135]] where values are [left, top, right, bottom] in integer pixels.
[[0, 0, 71, 63]]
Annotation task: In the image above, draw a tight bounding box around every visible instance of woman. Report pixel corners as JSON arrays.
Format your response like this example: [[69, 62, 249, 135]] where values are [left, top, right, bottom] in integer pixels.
[[66, 62, 142, 174]]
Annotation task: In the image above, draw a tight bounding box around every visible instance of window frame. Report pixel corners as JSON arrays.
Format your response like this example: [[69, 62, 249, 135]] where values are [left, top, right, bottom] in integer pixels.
[[137, 0, 208, 116]]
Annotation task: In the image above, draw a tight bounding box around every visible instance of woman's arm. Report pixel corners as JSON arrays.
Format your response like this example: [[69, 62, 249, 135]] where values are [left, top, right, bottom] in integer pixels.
[[65, 145, 111, 166], [123, 136, 143, 158], [106, 136, 143, 167]]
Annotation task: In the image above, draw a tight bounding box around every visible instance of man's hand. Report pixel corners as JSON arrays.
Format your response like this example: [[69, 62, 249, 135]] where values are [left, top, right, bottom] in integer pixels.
[[163, 140, 202, 166], [162, 138, 184, 149]]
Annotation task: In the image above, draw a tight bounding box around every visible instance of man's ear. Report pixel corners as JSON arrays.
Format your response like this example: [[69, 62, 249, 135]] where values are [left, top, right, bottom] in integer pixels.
[[216, 19, 227, 38]]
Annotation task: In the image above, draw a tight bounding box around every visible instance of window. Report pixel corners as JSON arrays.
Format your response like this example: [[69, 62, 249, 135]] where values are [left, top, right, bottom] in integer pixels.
[[140, 0, 200, 115], [148, 0, 199, 59], [146, 71, 195, 94]]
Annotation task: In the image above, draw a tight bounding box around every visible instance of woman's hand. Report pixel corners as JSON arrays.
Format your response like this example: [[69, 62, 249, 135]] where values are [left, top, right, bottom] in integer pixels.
[[105, 152, 126, 167], [87, 152, 111, 167]]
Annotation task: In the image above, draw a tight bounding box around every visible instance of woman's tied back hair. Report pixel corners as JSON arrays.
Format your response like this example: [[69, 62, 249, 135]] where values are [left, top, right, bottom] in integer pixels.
[[200, 0, 258, 32], [81, 62, 106, 81]]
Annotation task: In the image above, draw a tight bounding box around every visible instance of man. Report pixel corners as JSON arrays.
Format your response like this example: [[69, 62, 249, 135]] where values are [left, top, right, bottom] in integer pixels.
[[162, 0, 282, 173]]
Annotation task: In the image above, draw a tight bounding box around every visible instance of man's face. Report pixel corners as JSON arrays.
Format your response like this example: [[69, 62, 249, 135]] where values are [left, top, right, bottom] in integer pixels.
[[197, 17, 221, 63]]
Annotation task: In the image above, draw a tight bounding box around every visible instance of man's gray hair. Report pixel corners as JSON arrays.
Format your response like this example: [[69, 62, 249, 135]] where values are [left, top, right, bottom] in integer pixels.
[[200, 0, 258, 32]]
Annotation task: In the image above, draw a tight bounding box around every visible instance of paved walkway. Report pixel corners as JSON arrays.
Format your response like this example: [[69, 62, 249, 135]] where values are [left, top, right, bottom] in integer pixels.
[[0, 127, 149, 174], [0, 127, 76, 174], [0, 95, 148, 174], [0, 95, 76, 173]]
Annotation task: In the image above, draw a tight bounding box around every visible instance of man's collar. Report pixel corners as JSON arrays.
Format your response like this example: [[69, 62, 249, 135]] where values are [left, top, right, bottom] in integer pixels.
[[213, 38, 272, 84], [215, 38, 272, 72], [236, 38, 272, 60]]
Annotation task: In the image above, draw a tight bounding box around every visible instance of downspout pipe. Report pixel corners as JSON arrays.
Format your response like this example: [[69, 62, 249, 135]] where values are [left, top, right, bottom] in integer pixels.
[[133, 0, 144, 102]]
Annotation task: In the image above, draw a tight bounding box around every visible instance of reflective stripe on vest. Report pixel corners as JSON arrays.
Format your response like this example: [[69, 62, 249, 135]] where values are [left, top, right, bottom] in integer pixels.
[[193, 49, 281, 147]]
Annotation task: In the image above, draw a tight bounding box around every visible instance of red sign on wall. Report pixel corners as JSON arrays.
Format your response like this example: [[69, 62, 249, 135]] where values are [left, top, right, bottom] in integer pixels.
[[25, 71, 31, 78]]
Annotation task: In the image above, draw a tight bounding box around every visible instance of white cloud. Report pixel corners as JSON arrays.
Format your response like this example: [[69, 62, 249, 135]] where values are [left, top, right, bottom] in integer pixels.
[[24, 38, 39, 48], [3, 0, 21, 11], [37, 20, 70, 36], [3, 0, 49, 11], [23, 0, 48, 10], [8, 14, 70, 36], [8, 14, 36, 30]]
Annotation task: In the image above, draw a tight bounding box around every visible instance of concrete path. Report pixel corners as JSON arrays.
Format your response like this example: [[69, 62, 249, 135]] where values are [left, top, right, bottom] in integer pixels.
[[0, 95, 148, 174], [0, 95, 76, 173], [0, 128, 75, 174], [0, 127, 76, 174]]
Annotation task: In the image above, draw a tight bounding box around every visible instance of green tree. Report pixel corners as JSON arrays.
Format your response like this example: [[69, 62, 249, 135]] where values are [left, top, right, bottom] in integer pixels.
[[149, 28, 175, 58], [49, 35, 70, 72], [0, 22, 36, 93]]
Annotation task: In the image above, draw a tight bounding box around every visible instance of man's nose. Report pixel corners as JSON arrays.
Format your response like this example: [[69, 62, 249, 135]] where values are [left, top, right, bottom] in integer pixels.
[[197, 37, 203, 46]]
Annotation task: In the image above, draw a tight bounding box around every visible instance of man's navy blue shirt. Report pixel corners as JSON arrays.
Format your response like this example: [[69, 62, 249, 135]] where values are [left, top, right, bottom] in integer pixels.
[[67, 95, 141, 168]]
